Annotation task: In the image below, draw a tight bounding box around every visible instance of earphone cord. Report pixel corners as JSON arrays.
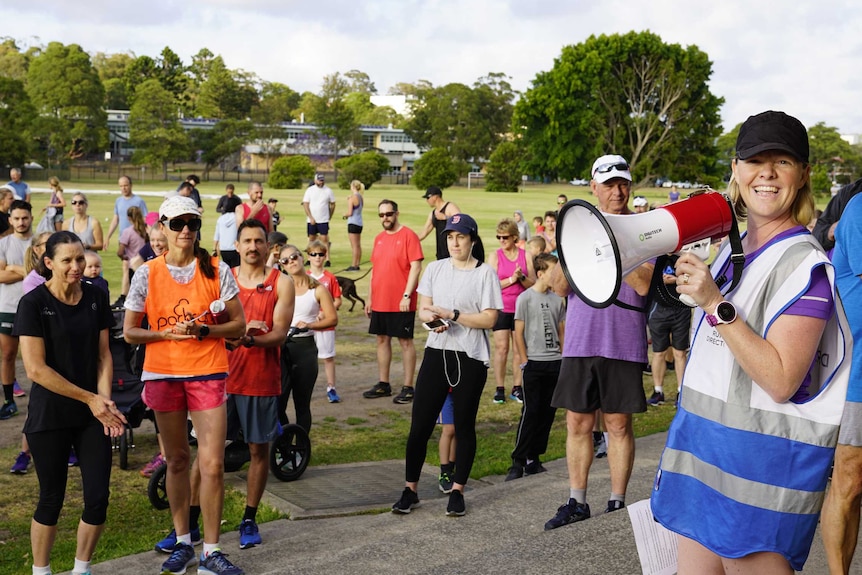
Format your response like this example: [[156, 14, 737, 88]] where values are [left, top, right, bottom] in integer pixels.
[[440, 330, 462, 388]]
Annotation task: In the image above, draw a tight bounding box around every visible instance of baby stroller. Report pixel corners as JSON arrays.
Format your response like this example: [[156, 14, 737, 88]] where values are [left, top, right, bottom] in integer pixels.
[[110, 305, 148, 470]]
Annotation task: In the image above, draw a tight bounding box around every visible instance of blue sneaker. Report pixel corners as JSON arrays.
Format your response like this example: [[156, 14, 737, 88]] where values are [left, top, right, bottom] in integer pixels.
[[326, 388, 341, 403], [160, 542, 196, 575], [0, 400, 18, 420], [238, 519, 261, 549], [155, 526, 202, 553], [198, 550, 244, 575]]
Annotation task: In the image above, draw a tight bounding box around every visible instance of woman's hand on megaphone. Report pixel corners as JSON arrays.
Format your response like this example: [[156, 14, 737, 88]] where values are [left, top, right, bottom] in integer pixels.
[[674, 253, 723, 312]]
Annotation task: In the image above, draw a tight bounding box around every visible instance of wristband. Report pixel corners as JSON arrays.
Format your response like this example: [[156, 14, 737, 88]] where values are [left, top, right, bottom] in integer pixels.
[[243, 335, 255, 348], [452, 309, 460, 322]]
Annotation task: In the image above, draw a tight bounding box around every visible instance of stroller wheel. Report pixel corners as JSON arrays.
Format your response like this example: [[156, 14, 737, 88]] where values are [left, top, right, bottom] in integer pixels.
[[148, 462, 170, 510], [270, 424, 311, 482], [119, 428, 130, 470]]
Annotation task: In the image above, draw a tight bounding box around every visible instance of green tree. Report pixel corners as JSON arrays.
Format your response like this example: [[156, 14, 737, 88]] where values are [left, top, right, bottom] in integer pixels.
[[269, 155, 315, 189], [197, 57, 259, 119], [26, 42, 107, 161], [808, 122, 862, 182], [192, 118, 254, 178], [334, 151, 390, 189], [157, 47, 190, 113], [413, 147, 459, 190], [251, 82, 301, 169], [122, 55, 158, 108], [0, 39, 35, 81], [810, 164, 831, 195], [93, 51, 135, 107], [344, 69, 377, 94], [344, 92, 403, 127], [514, 31, 724, 184], [0, 77, 36, 168], [293, 91, 320, 123], [313, 72, 359, 171], [485, 141, 523, 193], [129, 79, 189, 179]]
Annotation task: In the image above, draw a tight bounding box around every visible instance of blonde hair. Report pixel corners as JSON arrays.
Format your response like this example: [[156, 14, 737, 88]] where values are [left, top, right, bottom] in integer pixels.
[[307, 239, 327, 253], [350, 180, 365, 194], [48, 176, 63, 192], [25, 232, 52, 274], [496, 218, 519, 237], [726, 159, 814, 226]]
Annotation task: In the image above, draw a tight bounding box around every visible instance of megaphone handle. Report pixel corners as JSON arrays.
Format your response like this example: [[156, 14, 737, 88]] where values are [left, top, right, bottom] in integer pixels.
[[679, 294, 697, 308]]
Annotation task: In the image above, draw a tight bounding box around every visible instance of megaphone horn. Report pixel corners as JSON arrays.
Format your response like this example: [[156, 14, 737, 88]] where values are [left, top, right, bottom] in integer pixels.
[[556, 191, 734, 309]]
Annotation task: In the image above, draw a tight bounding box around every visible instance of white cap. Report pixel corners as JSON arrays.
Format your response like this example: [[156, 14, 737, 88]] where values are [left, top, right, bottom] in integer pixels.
[[633, 196, 648, 207], [159, 196, 201, 220], [591, 154, 632, 184]]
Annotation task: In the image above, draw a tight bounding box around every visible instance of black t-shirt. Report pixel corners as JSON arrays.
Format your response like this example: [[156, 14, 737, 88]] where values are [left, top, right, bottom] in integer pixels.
[[0, 212, 9, 235], [16, 282, 113, 432]]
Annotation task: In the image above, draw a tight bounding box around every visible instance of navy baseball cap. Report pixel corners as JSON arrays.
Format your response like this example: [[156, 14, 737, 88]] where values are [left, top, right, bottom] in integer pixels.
[[443, 213, 478, 236]]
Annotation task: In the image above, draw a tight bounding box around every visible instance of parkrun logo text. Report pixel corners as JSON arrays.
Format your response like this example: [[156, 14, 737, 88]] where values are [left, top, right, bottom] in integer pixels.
[[638, 228, 663, 242], [156, 299, 203, 330]]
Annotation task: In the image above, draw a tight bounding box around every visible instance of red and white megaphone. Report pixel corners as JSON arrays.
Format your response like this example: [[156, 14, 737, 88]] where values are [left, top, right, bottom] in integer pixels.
[[556, 190, 735, 309]]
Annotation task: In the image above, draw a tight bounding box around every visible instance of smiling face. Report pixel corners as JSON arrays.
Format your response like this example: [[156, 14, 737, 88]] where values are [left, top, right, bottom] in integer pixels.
[[46, 242, 86, 286], [732, 151, 809, 224], [591, 178, 632, 214], [149, 226, 167, 255]]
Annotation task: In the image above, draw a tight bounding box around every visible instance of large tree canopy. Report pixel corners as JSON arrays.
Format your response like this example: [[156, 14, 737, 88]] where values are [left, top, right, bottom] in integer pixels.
[[26, 42, 106, 161], [0, 77, 36, 168], [514, 31, 724, 184], [129, 79, 189, 179]]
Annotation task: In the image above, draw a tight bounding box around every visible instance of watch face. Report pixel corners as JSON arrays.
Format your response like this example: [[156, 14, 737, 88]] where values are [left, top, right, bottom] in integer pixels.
[[716, 302, 736, 323]]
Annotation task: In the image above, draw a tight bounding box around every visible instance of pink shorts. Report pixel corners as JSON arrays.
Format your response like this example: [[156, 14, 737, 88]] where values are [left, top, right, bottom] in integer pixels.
[[142, 378, 227, 412]]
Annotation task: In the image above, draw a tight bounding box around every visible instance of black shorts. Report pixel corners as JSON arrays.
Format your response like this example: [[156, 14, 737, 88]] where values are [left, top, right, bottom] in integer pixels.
[[492, 311, 515, 331], [347, 223, 363, 234], [648, 306, 691, 352], [551, 357, 646, 414], [307, 222, 330, 236], [368, 311, 415, 339]]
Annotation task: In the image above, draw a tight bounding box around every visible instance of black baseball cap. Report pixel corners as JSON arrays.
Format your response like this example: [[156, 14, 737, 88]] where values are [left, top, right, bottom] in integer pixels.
[[736, 111, 809, 163], [421, 186, 442, 199]]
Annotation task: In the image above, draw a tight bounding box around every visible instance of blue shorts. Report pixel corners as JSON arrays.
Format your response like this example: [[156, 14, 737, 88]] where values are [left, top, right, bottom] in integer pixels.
[[307, 222, 330, 236], [436, 393, 454, 425]]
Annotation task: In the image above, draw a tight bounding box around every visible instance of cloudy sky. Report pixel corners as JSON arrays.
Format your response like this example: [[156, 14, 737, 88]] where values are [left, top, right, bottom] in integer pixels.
[[4, 0, 862, 135]]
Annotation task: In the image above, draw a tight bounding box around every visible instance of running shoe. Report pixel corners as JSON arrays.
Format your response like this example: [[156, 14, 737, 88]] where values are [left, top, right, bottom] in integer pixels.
[[438, 470, 454, 494], [544, 499, 591, 530], [647, 391, 665, 406], [446, 490, 466, 517], [10, 451, 30, 474], [345, 266, 360, 272], [141, 453, 166, 478], [155, 526, 202, 553], [198, 550, 244, 575], [68, 448, 79, 467], [391, 487, 420, 514], [0, 400, 18, 420], [326, 388, 341, 403], [12, 381, 25, 397], [524, 460, 547, 475], [393, 386, 414, 404], [509, 386, 524, 404], [362, 382, 391, 399], [493, 388, 506, 404], [160, 542, 196, 575], [504, 463, 524, 482], [605, 500, 626, 513], [238, 519, 261, 549]]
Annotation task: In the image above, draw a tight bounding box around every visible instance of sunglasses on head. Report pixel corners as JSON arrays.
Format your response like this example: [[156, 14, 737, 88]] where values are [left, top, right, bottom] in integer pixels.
[[167, 218, 203, 232], [278, 253, 302, 265], [593, 161, 629, 175], [496, 235, 511, 241], [308, 252, 326, 257], [378, 211, 396, 218]]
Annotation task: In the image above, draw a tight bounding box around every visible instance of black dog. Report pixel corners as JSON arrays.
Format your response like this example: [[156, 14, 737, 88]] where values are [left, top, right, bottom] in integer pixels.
[[336, 273, 369, 312]]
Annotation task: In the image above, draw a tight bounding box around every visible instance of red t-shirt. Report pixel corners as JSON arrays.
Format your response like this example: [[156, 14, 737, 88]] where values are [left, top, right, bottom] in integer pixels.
[[308, 269, 341, 332], [370, 226, 423, 312]]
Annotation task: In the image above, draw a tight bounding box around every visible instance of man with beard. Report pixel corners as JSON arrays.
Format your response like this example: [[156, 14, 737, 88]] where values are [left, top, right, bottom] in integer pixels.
[[0, 200, 34, 419], [224, 218, 294, 549], [362, 200, 424, 404]]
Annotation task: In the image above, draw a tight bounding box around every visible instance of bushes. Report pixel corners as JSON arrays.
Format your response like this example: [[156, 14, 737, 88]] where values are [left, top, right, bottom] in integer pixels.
[[334, 151, 390, 190], [485, 141, 523, 193], [413, 147, 459, 190], [268, 155, 315, 189]]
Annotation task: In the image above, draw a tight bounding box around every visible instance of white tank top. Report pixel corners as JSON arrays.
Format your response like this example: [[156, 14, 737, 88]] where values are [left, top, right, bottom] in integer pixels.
[[292, 287, 319, 335]]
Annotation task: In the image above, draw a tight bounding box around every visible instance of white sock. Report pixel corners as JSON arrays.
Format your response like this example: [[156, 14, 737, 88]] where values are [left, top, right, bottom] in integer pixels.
[[32, 565, 51, 575], [203, 542, 220, 557], [655, 385, 664, 393], [176, 533, 192, 546], [72, 558, 90, 574]]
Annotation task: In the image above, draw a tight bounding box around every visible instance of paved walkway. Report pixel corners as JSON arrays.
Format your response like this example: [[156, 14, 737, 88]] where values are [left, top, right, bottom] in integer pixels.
[[78, 432, 860, 575]]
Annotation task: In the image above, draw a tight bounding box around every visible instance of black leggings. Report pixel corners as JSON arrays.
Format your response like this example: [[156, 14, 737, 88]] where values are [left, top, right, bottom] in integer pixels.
[[27, 420, 113, 526], [280, 336, 319, 432], [511, 360, 560, 464], [405, 348, 488, 486]]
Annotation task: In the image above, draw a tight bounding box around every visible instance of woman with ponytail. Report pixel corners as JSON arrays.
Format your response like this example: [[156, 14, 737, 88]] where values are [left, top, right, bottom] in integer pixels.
[[122, 196, 247, 575]]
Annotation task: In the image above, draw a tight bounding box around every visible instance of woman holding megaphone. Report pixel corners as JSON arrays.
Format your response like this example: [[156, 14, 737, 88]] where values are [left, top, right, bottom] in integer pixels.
[[650, 111, 850, 573], [123, 196, 247, 575]]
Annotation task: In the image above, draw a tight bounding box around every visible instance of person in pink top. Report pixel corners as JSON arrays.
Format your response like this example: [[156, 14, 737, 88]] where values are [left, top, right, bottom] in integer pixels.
[[487, 219, 535, 404]]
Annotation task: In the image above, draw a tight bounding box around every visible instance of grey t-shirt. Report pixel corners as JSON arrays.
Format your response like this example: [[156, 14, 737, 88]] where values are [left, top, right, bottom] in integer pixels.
[[418, 258, 503, 365], [0, 234, 31, 313], [515, 288, 565, 361]]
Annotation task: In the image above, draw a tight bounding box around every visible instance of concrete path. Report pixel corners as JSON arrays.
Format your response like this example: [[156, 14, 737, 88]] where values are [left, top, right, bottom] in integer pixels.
[[81, 431, 860, 575]]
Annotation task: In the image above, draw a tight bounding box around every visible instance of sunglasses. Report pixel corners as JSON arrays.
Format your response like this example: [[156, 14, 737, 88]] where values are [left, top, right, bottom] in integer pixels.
[[278, 253, 302, 265], [593, 161, 629, 175], [308, 252, 326, 257], [557, 200, 566, 205], [378, 211, 396, 218], [71, 200, 87, 206], [167, 218, 203, 232], [496, 235, 511, 241]]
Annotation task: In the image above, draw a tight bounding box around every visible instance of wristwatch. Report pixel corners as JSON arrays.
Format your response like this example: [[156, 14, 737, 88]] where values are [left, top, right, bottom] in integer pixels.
[[705, 301, 737, 327], [243, 334, 255, 348], [403, 293, 411, 299], [452, 309, 460, 322], [198, 324, 210, 340]]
